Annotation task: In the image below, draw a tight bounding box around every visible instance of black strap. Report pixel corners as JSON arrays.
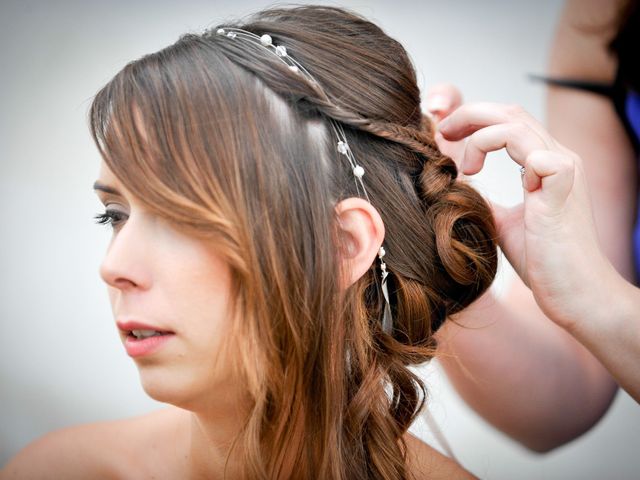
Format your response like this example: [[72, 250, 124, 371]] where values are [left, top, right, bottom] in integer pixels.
[[530, 71, 639, 153], [529, 74, 615, 97]]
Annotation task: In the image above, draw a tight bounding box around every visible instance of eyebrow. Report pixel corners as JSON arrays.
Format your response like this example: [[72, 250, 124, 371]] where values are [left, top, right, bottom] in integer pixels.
[[93, 181, 122, 196]]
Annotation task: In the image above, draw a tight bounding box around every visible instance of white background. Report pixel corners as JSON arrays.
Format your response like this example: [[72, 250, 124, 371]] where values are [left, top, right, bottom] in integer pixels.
[[1, 0, 638, 478]]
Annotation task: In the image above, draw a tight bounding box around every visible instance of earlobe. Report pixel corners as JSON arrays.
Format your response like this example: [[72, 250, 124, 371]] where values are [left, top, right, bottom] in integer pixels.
[[334, 198, 385, 289]]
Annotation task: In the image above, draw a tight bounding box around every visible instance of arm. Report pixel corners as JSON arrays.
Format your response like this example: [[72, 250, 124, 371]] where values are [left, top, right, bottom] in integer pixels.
[[546, 0, 637, 284], [571, 266, 640, 402], [437, 98, 640, 403], [436, 287, 616, 452], [543, 0, 639, 400], [434, 0, 636, 452]]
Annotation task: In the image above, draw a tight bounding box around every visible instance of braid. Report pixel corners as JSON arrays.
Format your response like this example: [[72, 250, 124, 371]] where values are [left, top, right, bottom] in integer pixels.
[[286, 80, 461, 209], [366, 120, 439, 157], [303, 96, 460, 209], [274, 82, 460, 207], [209, 27, 457, 203]]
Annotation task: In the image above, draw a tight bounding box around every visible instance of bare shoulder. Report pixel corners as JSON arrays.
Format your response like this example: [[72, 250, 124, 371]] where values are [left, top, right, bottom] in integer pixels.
[[403, 433, 477, 480], [1, 407, 190, 480]]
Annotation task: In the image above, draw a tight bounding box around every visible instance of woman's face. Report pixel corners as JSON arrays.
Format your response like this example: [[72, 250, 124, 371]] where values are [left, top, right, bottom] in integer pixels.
[[94, 161, 238, 410]]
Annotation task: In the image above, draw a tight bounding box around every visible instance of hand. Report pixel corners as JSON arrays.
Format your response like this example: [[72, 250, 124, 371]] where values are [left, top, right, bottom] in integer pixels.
[[425, 83, 465, 166], [438, 102, 620, 332]]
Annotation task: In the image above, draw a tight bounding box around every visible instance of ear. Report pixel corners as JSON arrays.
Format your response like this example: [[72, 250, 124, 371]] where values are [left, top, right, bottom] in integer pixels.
[[335, 197, 385, 289]]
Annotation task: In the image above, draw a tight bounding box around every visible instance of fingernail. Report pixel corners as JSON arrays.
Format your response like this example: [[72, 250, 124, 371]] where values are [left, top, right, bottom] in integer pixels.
[[426, 94, 451, 113], [521, 170, 528, 191]]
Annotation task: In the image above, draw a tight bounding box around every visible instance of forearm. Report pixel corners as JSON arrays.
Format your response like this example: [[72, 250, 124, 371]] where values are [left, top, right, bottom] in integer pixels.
[[436, 281, 617, 452], [568, 267, 640, 403]]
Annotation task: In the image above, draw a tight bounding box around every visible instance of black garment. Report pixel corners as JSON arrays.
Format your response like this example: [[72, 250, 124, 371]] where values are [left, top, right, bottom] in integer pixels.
[[531, 69, 639, 152]]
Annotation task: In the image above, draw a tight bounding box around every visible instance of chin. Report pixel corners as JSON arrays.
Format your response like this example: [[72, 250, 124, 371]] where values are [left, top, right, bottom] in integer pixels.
[[137, 362, 235, 413], [135, 363, 203, 409]]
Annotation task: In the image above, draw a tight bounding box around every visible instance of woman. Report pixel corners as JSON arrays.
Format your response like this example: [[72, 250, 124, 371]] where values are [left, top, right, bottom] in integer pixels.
[[1, 6, 497, 479], [439, 0, 640, 402], [429, 0, 639, 452]]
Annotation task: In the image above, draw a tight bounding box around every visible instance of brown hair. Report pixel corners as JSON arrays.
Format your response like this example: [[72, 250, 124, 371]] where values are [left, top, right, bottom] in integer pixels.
[[89, 6, 497, 479]]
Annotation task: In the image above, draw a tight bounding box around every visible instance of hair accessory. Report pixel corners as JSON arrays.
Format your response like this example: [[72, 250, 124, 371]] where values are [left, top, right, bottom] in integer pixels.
[[378, 246, 392, 333], [213, 26, 393, 333]]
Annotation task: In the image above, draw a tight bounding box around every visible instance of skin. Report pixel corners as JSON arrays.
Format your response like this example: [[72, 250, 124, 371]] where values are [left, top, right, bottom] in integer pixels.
[[0, 161, 475, 479], [427, 0, 637, 450], [439, 101, 640, 403]]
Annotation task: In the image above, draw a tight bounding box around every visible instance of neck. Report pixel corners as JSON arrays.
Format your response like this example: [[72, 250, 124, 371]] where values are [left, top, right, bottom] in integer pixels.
[[186, 393, 250, 479], [184, 388, 313, 478]]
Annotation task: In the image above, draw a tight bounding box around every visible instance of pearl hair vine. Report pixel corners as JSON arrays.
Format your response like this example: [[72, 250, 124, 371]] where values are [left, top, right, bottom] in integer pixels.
[[213, 26, 393, 334]]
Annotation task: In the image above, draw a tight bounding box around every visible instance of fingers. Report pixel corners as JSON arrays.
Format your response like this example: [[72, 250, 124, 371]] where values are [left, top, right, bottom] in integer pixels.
[[433, 102, 576, 211], [425, 83, 463, 121], [523, 150, 576, 208], [438, 102, 550, 144], [462, 122, 547, 175], [425, 83, 465, 168]]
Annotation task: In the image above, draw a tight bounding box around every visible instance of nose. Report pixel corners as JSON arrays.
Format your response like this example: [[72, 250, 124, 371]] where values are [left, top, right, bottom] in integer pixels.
[[99, 216, 151, 292]]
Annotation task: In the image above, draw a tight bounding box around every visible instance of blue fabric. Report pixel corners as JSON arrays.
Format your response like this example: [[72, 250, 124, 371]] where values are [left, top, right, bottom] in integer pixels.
[[627, 91, 640, 280], [625, 91, 640, 141]]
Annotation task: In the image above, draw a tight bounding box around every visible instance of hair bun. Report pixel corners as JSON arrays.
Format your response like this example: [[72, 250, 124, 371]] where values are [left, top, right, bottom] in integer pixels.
[[423, 170, 498, 313], [416, 152, 457, 204]]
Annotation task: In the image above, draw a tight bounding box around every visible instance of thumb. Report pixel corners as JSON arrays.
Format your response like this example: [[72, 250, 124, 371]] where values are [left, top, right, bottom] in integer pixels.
[[488, 200, 516, 241], [489, 200, 529, 286], [489, 200, 508, 227]]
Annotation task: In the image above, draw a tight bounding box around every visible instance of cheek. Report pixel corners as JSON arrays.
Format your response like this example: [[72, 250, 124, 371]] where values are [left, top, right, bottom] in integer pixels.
[[172, 264, 235, 368], [107, 286, 118, 313], [152, 232, 239, 392], [138, 282, 238, 407], [176, 296, 239, 404]]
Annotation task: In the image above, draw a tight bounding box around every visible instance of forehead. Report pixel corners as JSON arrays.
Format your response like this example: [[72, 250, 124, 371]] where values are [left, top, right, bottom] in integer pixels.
[[94, 160, 133, 202], [97, 160, 121, 186]]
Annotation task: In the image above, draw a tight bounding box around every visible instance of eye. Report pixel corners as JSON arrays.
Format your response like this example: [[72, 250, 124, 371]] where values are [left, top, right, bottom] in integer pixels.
[[93, 209, 128, 230]]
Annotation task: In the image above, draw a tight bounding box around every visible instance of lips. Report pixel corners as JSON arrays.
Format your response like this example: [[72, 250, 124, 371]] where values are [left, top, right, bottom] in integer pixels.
[[116, 320, 176, 358], [117, 320, 175, 335]]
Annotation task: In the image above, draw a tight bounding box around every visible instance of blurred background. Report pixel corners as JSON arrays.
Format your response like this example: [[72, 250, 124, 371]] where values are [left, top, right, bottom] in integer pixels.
[[1, 0, 638, 478]]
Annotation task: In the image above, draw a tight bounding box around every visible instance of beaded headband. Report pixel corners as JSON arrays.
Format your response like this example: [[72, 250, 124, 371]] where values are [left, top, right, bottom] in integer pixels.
[[213, 27, 393, 333]]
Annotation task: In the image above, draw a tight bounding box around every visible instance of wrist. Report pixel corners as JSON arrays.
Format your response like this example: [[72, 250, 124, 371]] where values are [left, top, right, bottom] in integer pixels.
[[566, 261, 636, 341]]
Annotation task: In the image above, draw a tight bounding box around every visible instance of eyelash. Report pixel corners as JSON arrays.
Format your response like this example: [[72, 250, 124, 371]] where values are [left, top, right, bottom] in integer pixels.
[[94, 210, 128, 229]]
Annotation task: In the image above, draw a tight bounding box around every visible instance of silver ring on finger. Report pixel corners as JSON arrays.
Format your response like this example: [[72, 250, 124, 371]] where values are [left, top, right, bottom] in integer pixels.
[[519, 166, 526, 176]]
